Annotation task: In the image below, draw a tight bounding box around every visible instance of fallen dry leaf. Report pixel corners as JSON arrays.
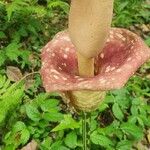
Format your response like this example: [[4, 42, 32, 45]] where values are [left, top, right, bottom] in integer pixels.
[[21, 140, 38, 150], [147, 129, 150, 144], [6, 66, 23, 82], [24, 72, 35, 90], [136, 142, 148, 150]]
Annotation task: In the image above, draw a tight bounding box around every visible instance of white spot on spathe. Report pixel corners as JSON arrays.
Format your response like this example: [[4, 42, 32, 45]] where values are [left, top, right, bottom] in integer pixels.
[[52, 53, 55, 57], [127, 57, 132, 61], [64, 54, 68, 59], [61, 36, 70, 42], [62, 77, 67, 81], [116, 69, 121, 73], [106, 39, 110, 42], [51, 69, 60, 74], [53, 40, 58, 45], [53, 75, 59, 79], [74, 76, 80, 79], [78, 78, 84, 81], [111, 78, 115, 81], [122, 37, 126, 41], [131, 40, 134, 44], [110, 67, 116, 71], [110, 35, 114, 39], [100, 53, 104, 59], [99, 79, 106, 84], [45, 44, 49, 48], [116, 33, 123, 39], [65, 47, 70, 52], [62, 63, 67, 67], [105, 66, 111, 73], [42, 62, 45, 66], [131, 46, 134, 50], [110, 31, 113, 34], [46, 48, 51, 52], [58, 67, 62, 70]]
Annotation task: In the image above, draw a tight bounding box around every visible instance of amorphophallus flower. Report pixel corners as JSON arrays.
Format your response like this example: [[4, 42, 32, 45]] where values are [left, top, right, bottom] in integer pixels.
[[41, 28, 150, 111], [41, 0, 150, 112]]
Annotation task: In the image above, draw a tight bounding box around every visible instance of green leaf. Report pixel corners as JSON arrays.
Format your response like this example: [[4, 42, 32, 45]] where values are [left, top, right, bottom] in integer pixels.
[[13, 121, 26, 132], [112, 103, 124, 121], [0, 31, 6, 39], [0, 51, 6, 66], [91, 131, 114, 148], [42, 112, 63, 122], [50, 141, 64, 150], [5, 42, 21, 61], [40, 99, 59, 112], [25, 105, 41, 122], [98, 103, 109, 112], [6, 0, 29, 20], [52, 115, 80, 132], [116, 140, 132, 150], [40, 137, 52, 149], [120, 122, 143, 140], [131, 105, 138, 116], [145, 37, 150, 46], [64, 131, 77, 149], [98, 125, 115, 135], [48, 1, 69, 14], [18, 26, 28, 37], [6, 3, 18, 21], [0, 85, 24, 126], [20, 128, 30, 145]]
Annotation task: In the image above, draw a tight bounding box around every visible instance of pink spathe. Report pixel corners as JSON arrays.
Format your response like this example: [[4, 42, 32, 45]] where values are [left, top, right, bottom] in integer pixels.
[[41, 28, 150, 92]]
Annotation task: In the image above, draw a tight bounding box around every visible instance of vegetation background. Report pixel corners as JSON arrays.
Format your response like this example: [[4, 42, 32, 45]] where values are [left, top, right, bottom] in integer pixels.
[[0, 0, 150, 149]]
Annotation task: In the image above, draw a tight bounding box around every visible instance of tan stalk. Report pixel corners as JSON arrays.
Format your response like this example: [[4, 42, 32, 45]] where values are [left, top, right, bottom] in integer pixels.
[[69, 0, 114, 76]]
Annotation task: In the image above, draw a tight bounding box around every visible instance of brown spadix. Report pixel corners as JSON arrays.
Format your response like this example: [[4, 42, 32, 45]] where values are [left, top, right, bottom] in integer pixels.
[[69, 0, 114, 77]]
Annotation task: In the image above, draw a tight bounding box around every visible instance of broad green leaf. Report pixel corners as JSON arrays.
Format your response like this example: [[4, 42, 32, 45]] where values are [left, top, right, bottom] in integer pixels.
[[51, 141, 69, 150], [42, 112, 63, 122], [0, 86, 24, 126], [40, 99, 59, 112], [20, 128, 30, 145], [98, 103, 109, 112], [0, 51, 6, 66], [13, 121, 26, 133], [64, 131, 77, 149], [50, 141, 62, 150], [91, 131, 114, 148], [25, 105, 41, 121], [40, 137, 52, 149], [116, 140, 132, 150], [52, 115, 80, 132], [0, 31, 6, 39], [131, 105, 138, 116], [112, 103, 124, 121], [120, 122, 143, 140], [137, 117, 144, 128], [145, 37, 150, 46], [98, 125, 115, 135]]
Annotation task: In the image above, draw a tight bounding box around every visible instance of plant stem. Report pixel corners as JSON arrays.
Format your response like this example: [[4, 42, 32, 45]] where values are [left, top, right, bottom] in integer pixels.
[[82, 112, 87, 150], [82, 112, 91, 150]]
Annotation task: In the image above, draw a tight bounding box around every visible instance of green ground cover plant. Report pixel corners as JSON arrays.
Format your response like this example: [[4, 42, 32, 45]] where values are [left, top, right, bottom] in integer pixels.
[[0, 0, 150, 149]]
